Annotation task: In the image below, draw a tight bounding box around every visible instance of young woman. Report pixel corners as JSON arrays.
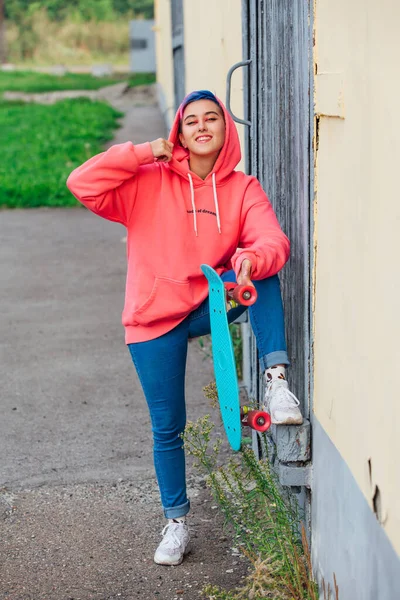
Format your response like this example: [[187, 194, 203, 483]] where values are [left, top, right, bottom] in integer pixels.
[[67, 90, 302, 566]]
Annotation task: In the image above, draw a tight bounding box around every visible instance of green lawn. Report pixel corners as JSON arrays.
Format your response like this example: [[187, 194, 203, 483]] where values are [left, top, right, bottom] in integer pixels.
[[127, 72, 156, 88], [0, 98, 122, 208], [0, 70, 155, 94]]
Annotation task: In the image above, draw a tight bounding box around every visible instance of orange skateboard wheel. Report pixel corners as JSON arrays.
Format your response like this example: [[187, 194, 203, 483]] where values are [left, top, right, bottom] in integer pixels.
[[232, 284, 257, 306], [241, 409, 271, 432]]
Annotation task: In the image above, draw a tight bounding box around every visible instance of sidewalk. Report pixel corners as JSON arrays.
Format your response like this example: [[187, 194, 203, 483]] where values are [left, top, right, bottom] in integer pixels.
[[0, 97, 248, 598]]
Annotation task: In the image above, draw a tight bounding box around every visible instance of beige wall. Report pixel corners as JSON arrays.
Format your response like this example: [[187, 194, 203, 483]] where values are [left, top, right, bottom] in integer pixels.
[[313, 0, 400, 553], [183, 0, 245, 170], [155, 0, 245, 170], [154, 0, 175, 128]]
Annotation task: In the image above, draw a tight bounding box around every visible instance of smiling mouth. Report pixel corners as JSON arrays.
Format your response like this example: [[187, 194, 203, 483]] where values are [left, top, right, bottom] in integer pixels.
[[195, 136, 213, 143]]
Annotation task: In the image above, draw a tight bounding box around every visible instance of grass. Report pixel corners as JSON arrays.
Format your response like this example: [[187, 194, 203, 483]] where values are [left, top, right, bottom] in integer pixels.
[[127, 73, 156, 87], [0, 68, 155, 209], [0, 70, 155, 94], [230, 323, 243, 380], [184, 387, 339, 600], [0, 98, 122, 208]]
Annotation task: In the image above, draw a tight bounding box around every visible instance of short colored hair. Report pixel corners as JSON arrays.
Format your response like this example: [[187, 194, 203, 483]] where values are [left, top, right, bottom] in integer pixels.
[[179, 90, 221, 120]]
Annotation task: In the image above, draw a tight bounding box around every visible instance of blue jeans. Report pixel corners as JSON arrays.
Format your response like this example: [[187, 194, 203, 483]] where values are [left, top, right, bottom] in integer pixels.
[[128, 271, 289, 519]]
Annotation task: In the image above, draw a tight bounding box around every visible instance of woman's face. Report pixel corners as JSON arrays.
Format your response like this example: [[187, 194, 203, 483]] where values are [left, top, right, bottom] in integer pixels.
[[179, 99, 226, 159]]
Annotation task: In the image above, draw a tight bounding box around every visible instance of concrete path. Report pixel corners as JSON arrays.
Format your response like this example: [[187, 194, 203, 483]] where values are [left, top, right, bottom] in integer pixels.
[[0, 97, 248, 598]]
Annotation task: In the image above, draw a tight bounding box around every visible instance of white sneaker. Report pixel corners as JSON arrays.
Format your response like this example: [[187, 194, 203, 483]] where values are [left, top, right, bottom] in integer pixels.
[[154, 520, 190, 566], [264, 379, 303, 425]]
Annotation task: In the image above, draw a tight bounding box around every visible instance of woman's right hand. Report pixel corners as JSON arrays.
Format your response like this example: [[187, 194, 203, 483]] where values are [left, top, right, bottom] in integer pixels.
[[150, 138, 174, 162]]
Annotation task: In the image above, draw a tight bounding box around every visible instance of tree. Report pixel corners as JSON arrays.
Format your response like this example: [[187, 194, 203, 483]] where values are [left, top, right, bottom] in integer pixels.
[[4, 0, 39, 60], [0, 0, 6, 63], [5, 0, 155, 22], [112, 0, 154, 18]]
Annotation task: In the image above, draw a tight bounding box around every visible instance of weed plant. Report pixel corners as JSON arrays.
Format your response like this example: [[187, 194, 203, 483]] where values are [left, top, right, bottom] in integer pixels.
[[5, 10, 136, 66], [184, 387, 338, 600], [0, 98, 121, 208]]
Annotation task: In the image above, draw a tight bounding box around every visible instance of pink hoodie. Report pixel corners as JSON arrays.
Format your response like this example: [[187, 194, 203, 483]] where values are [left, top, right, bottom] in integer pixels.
[[66, 98, 290, 344]]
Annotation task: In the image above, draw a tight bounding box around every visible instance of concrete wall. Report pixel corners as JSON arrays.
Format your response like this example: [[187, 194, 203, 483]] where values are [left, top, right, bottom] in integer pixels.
[[312, 0, 400, 582], [154, 0, 245, 170], [312, 418, 400, 598]]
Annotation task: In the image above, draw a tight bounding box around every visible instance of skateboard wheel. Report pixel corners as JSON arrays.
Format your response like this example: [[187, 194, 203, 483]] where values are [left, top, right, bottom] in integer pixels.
[[232, 285, 257, 307], [242, 409, 271, 433]]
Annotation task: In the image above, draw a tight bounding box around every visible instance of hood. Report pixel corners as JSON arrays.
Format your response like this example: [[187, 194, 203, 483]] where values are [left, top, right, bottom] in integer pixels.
[[166, 95, 241, 186]]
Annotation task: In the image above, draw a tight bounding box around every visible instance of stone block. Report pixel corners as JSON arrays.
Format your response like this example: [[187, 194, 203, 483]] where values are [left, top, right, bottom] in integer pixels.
[[92, 64, 114, 77], [270, 418, 311, 462], [51, 65, 68, 76], [1, 63, 15, 71], [279, 464, 313, 488]]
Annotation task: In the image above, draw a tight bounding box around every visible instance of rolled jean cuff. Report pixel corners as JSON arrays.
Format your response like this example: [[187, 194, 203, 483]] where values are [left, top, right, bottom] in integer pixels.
[[259, 351, 290, 370], [163, 500, 190, 520]]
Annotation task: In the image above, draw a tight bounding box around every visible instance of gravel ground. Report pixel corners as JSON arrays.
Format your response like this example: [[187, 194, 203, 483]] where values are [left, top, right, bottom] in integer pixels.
[[0, 93, 249, 599], [0, 476, 249, 600]]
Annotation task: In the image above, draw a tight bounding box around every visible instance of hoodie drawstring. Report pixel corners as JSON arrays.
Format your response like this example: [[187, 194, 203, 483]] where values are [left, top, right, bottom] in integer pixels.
[[187, 173, 198, 236], [187, 172, 221, 236], [212, 173, 222, 234]]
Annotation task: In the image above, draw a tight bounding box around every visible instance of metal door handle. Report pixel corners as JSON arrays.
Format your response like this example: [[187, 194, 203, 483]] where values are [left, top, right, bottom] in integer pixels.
[[226, 59, 251, 126]]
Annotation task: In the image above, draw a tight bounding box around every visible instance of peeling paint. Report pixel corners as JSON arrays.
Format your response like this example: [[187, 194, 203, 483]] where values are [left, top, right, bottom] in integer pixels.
[[316, 112, 345, 120]]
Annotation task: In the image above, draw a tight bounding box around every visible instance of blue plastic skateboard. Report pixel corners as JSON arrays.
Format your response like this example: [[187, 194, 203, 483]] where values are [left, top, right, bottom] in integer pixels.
[[201, 264, 242, 450], [201, 264, 270, 451]]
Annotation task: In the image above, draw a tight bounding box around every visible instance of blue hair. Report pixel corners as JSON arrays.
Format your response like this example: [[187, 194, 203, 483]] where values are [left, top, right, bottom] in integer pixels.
[[179, 90, 221, 118]]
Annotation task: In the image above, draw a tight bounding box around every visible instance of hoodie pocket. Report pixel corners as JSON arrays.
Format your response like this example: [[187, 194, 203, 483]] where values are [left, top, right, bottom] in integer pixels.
[[131, 277, 193, 326]]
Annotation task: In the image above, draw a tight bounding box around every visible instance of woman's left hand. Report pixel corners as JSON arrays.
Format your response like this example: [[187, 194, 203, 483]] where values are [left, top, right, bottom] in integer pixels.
[[237, 258, 253, 287]]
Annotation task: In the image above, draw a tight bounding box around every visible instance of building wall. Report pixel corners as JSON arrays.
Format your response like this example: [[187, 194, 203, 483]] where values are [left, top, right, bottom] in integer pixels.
[[129, 20, 156, 73], [313, 0, 400, 570], [155, 0, 245, 170], [154, 0, 175, 131], [183, 0, 245, 170]]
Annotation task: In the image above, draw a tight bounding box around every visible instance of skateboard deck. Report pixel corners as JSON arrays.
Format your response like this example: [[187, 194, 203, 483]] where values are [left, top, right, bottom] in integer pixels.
[[201, 264, 242, 451]]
